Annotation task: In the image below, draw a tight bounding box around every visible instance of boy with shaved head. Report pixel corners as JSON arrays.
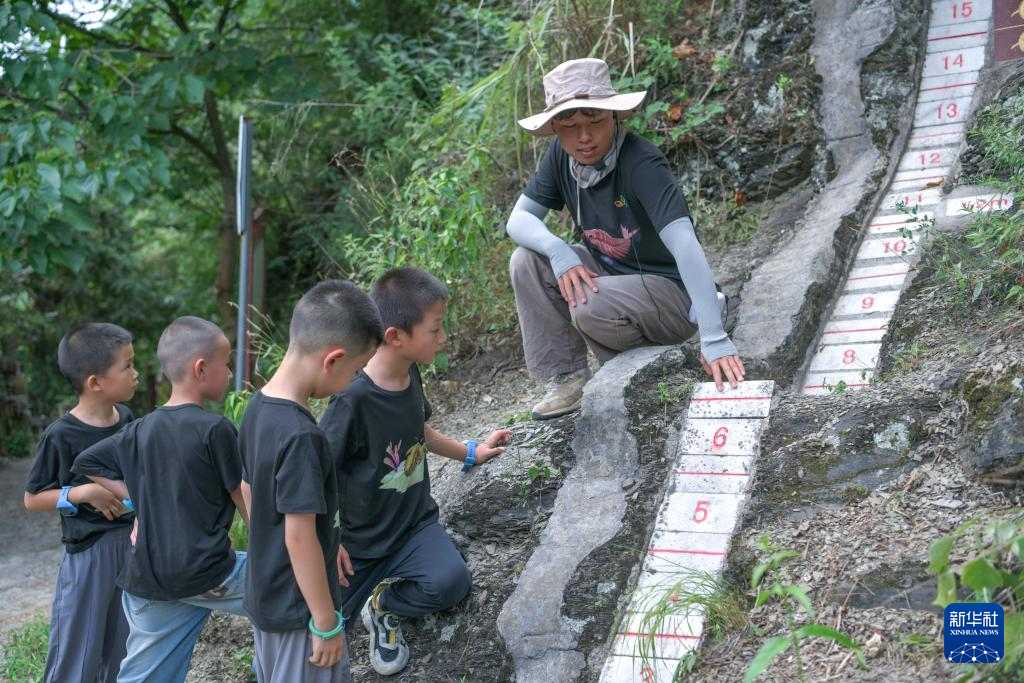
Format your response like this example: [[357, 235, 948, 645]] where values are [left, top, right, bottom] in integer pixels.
[[73, 316, 251, 683]]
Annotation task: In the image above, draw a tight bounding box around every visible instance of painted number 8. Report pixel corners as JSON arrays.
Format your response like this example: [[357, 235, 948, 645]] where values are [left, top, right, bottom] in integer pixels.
[[711, 426, 728, 450], [693, 500, 710, 523], [641, 667, 655, 683], [843, 349, 856, 365]]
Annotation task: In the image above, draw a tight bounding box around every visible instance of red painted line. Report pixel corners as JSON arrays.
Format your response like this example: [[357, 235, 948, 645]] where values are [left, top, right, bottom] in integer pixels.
[[803, 383, 870, 390], [618, 631, 701, 640], [648, 548, 726, 556], [823, 326, 887, 334], [928, 31, 985, 42], [892, 174, 945, 184], [920, 81, 977, 92], [846, 270, 909, 281], [910, 127, 963, 140], [869, 219, 919, 228], [672, 470, 748, 477], [690, 396, 771, 402]]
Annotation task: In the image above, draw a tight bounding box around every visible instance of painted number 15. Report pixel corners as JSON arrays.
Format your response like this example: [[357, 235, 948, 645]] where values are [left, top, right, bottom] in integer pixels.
[[951, 1, 973, 19]]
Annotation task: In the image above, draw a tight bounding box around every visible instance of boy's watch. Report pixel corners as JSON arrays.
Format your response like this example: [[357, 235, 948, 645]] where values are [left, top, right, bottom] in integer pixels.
[[462, 440, 477, 473], [56, 486, 78, 517]]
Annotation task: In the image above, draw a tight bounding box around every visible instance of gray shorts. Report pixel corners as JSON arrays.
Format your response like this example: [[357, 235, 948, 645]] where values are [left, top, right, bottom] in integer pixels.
[[253, 627, 351, 683]]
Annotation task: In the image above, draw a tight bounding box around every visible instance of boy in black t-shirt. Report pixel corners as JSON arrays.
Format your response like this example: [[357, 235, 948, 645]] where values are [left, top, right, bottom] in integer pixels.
[[320, 268, 512, 676], [24, 322, 138, 682], [72, 316, 250, 683], [240, 280, 382, 683]]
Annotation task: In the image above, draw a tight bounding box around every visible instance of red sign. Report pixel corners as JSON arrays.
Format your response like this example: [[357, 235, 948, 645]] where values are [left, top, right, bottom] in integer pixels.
[[995, 0, 1024, 62]]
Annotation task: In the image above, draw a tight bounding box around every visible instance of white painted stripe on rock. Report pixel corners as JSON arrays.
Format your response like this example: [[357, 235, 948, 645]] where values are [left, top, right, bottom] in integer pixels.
[[898, 145, 957, 171], [926, 19, 989, 50], [844, 265, 914, 292], [856, 235, 918, 260], [867, 213, 932, 235], [657, 491, 743, 534], [930, 0, 992, 29], [891, 167, 949, 190], [689, 379, 774, 403], [819, 317, 893, 344], [832, 290, 901, 317], [917, 72, 979, 102], [922, 45, 986, 77], [678, 418, 766, 456], [880, 187, 943, 211], [907, 123, 966, 149], [671, 455, 753, 494], [913, 96, 973, 127], [644, 529, 733, 574], [808, 342, 881, 373], [602, 654, 687, 683], [945, 194, 1014, 215], [801, 369, 875, 395]]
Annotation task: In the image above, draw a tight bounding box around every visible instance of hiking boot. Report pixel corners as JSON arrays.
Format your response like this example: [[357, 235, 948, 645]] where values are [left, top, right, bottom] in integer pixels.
[[361, 581, 409, 675], [531, 371, 589, 420]]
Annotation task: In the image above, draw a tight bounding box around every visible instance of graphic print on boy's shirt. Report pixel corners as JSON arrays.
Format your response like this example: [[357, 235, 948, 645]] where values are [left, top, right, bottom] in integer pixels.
[[379, 439, 428, 493], [320, 365, 439, 561]]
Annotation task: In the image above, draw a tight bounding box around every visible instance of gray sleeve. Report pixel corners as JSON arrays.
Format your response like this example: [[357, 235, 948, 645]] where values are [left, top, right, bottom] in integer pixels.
[[505, 194, 582, 279], [660, 217, 738, 363]]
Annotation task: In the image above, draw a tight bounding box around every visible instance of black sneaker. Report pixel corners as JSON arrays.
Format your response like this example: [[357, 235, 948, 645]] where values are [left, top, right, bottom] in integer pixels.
[[360, 590, 409, 675]]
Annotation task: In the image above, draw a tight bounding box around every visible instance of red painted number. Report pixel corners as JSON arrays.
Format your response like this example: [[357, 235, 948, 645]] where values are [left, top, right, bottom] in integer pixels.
[[711, 426, 729, 450], [843, 349, 857, 365], [693, 500, 710, 523], [937, 103, 958, 120], [943, 54, 965, 70], [641, 668, 655, 683], [884, 239, 908, 253], [861, 296, 875, 310], [952, 1, 973, 19], [919, 152, 942, 167]]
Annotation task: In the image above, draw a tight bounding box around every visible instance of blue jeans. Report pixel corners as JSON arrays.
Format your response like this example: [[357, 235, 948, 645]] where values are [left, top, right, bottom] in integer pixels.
[[118, 551, 249, 683]]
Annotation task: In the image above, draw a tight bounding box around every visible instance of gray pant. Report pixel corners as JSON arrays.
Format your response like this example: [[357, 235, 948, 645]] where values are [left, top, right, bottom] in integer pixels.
[[43, 527, 131, 683], [509, 245, 698, 378], [253, 628, 351, 683]]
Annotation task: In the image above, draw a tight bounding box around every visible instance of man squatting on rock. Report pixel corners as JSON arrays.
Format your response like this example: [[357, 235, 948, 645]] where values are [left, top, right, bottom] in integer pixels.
[[507, 58, 746, 419]]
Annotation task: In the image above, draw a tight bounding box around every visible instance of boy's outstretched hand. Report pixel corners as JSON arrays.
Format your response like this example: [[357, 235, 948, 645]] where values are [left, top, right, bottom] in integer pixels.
[[476, 429, 513, 465]]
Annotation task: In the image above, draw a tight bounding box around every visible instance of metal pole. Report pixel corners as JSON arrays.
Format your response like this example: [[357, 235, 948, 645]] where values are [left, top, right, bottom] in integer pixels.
[[235, 116, 252, 392]]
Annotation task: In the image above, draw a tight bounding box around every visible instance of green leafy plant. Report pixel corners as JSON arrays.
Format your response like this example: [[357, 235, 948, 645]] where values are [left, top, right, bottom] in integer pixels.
[[891, 342, 924, 374], [744, 537, 866, 682], [929, 511, 1024, 680], [657, 381, 691, 409], [1, 615, 48, 683]]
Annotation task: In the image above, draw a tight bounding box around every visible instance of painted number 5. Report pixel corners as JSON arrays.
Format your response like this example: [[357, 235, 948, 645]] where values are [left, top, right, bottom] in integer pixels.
[[711, 426, 729, 450], [693, 500, 710, 523]]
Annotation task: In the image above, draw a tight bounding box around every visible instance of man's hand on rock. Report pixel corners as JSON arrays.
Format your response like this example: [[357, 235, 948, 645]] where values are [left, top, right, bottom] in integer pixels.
[[700, 353, 746, 392], [557, 265, 599, 307]]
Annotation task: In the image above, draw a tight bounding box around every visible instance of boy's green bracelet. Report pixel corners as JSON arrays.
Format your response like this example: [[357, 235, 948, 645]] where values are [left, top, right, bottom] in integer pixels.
[[308, 611, 345, 639]]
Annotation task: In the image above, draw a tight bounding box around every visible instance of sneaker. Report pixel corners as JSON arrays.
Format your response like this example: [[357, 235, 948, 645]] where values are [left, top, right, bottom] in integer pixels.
[[361, 582, 409, 675], [531, 371, 589, 420]]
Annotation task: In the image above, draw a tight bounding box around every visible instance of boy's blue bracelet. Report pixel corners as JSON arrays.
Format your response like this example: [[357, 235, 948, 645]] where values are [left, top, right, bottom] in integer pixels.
[[308, 611, 345, 639], [462, 440, 477, 473]]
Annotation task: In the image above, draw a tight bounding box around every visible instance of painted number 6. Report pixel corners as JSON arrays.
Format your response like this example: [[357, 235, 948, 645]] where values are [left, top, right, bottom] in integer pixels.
[[693, 500, 710, 523], [711, 426, 728, 450]]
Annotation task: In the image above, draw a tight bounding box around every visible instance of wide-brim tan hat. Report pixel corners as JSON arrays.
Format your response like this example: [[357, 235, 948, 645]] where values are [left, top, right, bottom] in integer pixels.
[[518, 58, 647, 137]]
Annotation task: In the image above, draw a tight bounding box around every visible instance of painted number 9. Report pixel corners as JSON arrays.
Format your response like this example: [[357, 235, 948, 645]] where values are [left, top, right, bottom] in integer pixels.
[[693, 500, 710, 523], [861, 296, 875, 310], [711, 426, 729, 450]]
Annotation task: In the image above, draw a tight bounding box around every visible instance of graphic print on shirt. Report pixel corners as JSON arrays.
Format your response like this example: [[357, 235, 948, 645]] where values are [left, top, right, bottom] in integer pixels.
[[582, 225, 639, 262], [379, 439, 428, 493]]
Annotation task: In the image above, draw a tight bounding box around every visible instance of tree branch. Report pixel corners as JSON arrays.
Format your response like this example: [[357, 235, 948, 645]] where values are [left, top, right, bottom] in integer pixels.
[[203, 90, 232, 177], [35, 5, 171, 58], [162, 0, 191, 34], [152, 123, 221, 168]]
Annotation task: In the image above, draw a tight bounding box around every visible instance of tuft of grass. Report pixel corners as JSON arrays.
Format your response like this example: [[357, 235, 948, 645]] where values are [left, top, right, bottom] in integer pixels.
[[499, 410, 533, 427], [2, 615, 49, 683], [229, 510, 249, 552], [621, 570, 748, 679]]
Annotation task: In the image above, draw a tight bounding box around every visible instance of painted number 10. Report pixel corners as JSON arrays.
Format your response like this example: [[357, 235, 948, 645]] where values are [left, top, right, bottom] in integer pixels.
[[951, 1, 973, 18]]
